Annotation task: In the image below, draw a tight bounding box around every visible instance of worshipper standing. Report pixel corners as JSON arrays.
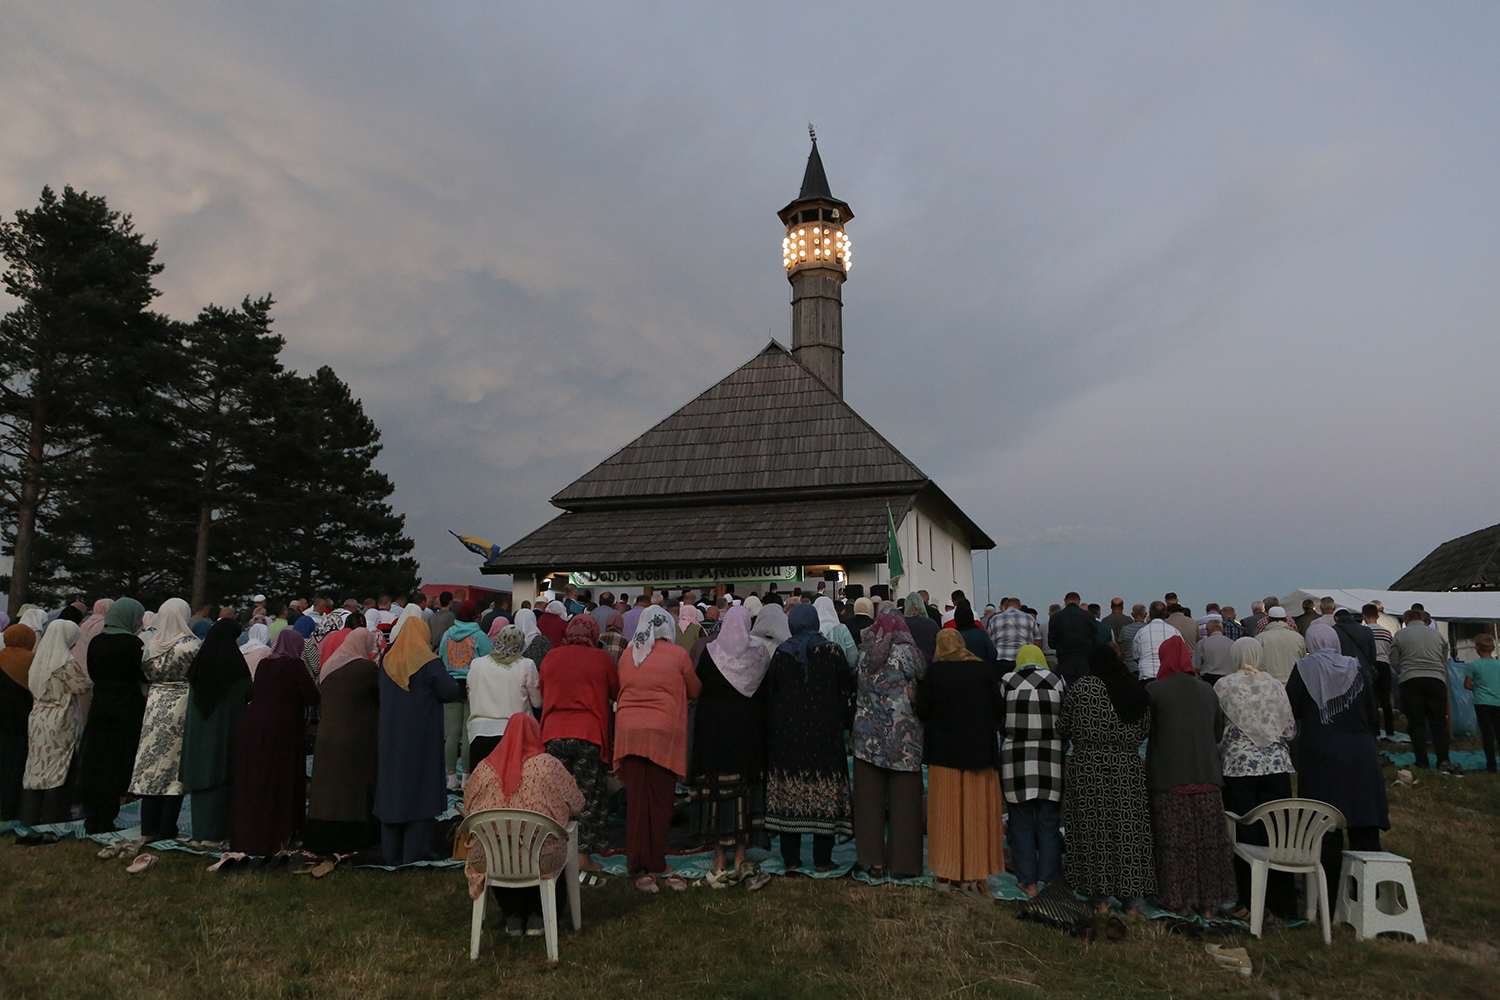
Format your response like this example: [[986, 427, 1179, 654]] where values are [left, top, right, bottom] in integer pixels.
[[1192, 621, 1236, 685], [1287, 623, 1389, 899], [467, 624, 541, 765], [230, 629, 320, 854], [240, 623, 273, 678], [688, 606, 770, 880], [1058, 645, 1156, 912], [986, 597, 1043, 674], [19, 621, 89, 826], [1362, 604, 1398, 738], [514, 608, 553, 672], [426, 592, 456, 652], [918, 628, 1003, 897], [537, 600, 569, 649], [70, 599, 112, 727], [615, 608, 700, 889], [1118, 604, 1149, 676], [1131, 603, 1180, 683], [440, 600, 493, 790], [764, 603, 855, 874], [1216, 637, 1298, 919], [814, 595, 859, 666], [18, 605, 49, 638], [538, 616, 617, 871], [306, 628, 382, 854], [1465, 634, 1500, 773], [1388, 609, 1460, 773], [1256, 607, 1307, 684], [851, 605, 926, 880], [0, 624, 36, 821], [676, 603, 705, 653], [375, 617, 463, 864], [999, 645, 1066, 897], [1047, 593, 1099, 683], [1144, 636, 1236, 917], [178, 620, 254, 846], [903, 592, 941, 664], [847, 597, 876, 645], [463, 713, 584, 937], [601, 612, 628, 663], [315, 617, 354, 674], [73, 600, 149, 833], [750, 604, 791, 656], [950, 600, 998, 661]]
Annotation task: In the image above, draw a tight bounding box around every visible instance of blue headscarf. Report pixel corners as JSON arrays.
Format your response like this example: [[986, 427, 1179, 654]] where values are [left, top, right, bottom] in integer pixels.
[[293, 614, 318, 639], [777, 603, 829, 669]]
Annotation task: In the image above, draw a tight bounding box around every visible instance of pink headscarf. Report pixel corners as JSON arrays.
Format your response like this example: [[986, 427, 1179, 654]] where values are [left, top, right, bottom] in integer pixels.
[[320, 627, 377, 681], [705, 606, 770, 698], [486, 615, 511, 641], [71, 598, 114, 663]]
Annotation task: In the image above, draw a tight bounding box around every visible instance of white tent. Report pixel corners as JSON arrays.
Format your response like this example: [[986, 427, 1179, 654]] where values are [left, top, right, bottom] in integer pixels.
[[1283, 588, 1500, 623]]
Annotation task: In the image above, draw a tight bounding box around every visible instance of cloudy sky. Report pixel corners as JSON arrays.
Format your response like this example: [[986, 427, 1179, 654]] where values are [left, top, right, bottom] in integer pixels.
[[5, 2, 1499, 609]]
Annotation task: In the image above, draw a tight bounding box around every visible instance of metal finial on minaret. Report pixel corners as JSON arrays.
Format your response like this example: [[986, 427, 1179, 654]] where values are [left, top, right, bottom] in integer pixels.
[[809, 123, 817, 144]]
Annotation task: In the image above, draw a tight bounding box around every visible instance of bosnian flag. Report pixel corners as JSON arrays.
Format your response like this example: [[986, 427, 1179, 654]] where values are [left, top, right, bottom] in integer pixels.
[[450, 531, 501, 562]]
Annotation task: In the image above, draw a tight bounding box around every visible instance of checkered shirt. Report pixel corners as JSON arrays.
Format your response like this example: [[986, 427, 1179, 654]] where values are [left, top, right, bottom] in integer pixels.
[[987, 608, 1044, 660], [998, 665, 1066, 803], [1221, 619, 1246, 641]]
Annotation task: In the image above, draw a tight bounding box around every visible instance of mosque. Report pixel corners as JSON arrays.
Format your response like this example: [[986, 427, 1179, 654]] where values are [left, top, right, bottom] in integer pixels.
[[483, 139, 994, 604]]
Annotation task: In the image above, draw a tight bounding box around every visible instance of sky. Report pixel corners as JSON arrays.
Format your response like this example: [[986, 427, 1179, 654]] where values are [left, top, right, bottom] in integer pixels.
[[4, 2, 1499, 611]]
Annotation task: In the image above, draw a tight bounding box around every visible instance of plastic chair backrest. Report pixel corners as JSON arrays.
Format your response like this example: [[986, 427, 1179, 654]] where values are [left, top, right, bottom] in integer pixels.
[[459, 808, 566, 883], [1238, 797, 1346, 867]]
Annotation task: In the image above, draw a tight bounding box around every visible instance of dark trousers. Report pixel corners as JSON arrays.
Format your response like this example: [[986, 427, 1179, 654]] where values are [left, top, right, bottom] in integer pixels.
[[619, 754, 676, 875], [1475, 704, 1500, 773], [851, 758, 924, 875], [780, 832, 834, 870], [1007, 798, 1062, 886], [83, 796, 123, 834], [493, 884, 573, 920], [1055, 652, 1088, 683], [1374, 662, 1396, 735], [17, 787, 70, 827], [381, 818, 438, 865], [1222, 772, 1296, 917], [190, 784, 232, 842], [1320, 826, 1381, 902], [1400, 678, 1450, 767], [139, 794, 183, 842]]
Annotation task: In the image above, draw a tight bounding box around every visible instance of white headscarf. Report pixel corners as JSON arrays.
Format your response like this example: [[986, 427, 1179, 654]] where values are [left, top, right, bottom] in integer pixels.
[[628, 606, 676, 665], [144, 597, 195, 659], [742, 595, 762, 618], [545, 599, 570, 621], [29, 620, 83, 699], [19, 607, 48, 637], [813, 596, 841, 634], [1216, 637, 1295, 749], [750, 604, 791, 652], [390, 601, 424, 641], [705, 606, 770, 697], [240, 622, 271, 655], [514, 608, 542, 645]]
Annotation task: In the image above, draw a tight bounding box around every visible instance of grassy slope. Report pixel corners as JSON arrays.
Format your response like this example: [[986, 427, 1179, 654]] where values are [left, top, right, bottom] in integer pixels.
[[3, 766, 1498, 1000]]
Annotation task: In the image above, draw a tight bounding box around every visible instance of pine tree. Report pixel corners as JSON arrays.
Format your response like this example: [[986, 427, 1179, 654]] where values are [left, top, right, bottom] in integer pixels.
[[0, 186, 167, 613]]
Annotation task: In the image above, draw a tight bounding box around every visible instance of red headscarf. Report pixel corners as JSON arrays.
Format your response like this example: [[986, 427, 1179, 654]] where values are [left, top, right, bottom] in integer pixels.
[[488, 712, 545, 797], [563, 615, 600, 647], [456, 600, 479, 624], [1156, 634, 1195, 680]]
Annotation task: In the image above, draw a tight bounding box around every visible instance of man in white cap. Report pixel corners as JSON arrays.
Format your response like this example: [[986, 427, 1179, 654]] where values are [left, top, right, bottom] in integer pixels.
[[1256, 606, 1307, 683]]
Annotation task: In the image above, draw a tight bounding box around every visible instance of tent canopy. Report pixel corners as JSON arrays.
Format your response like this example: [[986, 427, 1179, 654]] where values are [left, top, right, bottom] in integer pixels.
[[1283, 588, 1500, 623]]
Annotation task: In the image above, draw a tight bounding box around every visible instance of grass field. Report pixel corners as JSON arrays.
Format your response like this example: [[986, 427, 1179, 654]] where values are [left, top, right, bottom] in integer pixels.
[[4, 759, 1499, 1000]]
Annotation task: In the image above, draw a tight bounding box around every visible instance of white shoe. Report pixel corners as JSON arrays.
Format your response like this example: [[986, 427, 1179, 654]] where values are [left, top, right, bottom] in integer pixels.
[[445, 774, 460, 792]]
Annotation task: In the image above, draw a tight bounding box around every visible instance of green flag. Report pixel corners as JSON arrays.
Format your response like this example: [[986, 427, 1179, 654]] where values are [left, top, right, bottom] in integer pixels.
[[887, 504, 905, 584]]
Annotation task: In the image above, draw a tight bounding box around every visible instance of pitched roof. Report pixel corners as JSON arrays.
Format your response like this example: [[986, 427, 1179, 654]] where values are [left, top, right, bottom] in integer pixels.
[[1390, 523, 1500, 591], [551, 341, 928, 508], [482, 496, 910, 573]]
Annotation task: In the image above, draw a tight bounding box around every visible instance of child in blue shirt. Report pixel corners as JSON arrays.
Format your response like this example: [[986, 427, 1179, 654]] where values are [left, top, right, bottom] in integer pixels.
[[1463, 634, 1500, 773]]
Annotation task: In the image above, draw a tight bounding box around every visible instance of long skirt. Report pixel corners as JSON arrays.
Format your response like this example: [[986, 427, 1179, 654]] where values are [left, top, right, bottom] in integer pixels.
[[1149, 787, 1237, 910], [618, 754, 675, 875], [688, 768, 765, 851], [548, 738, 611, 856], [926, 765, 1004, 881]]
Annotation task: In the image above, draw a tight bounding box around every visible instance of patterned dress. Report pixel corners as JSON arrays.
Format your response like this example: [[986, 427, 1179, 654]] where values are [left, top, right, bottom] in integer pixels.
[[22, 654, 92, 790], [1057, 675, 1156, 900], [128, 637, 201, 797], [763, 641, 855, 837]]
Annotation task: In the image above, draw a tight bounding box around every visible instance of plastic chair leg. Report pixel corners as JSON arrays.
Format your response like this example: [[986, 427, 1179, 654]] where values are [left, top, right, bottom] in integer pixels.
[[470, 891, 486, 960], [1248, 862, 1268, 939], [1316, 865, 1332, 945], [540, 877, 560, 962]]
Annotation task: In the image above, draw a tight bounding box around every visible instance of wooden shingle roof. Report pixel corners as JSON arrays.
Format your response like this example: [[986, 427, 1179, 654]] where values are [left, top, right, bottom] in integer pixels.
[[1391, 523, 1500, 591], [551, 341, 928, 508]]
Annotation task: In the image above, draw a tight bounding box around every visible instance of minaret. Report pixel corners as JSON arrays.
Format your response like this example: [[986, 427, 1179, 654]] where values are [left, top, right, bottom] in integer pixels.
[[778, 131, 853, 397]]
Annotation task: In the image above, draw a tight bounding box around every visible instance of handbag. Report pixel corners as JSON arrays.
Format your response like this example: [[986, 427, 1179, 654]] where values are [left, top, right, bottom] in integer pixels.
[[1013, 877, 1092, 935]]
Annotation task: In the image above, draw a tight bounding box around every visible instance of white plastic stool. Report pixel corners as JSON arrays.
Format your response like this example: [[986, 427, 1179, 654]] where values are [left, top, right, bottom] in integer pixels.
[[1334, 851, 1427, 943]]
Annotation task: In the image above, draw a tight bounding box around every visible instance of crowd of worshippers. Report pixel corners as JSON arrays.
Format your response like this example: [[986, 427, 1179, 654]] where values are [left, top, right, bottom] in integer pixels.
[[1, 584, 1490, 937]]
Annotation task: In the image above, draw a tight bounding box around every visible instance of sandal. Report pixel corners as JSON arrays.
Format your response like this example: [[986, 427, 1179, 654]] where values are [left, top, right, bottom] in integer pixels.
[[126, 853, 157, 874], [664, 874, 688, 891], [1106, 916, 1127, 941], [634, 875, 660, 893], [744, 872, 773, 892], [96, 842, 126, 860]]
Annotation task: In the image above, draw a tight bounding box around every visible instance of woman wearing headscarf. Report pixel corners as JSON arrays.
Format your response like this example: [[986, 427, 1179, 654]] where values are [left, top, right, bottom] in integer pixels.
[[749, 604, 791, 655], [306, 627, 382, 854], [128, 598, 202, 845], [439, 600, 493, 790], [600, 613, 628, 663], [538, 615, 618, 871], [18, 606, 49, 638], [903, 591, 940, 664], [688, 606, 771, 879], [375, 616, 463, 864], [229, 629, 320, 855], [178, 619, 254, 846], [814, 596, 859, 668], [1217, 636, 1298, 919], [316, 618, 354, 672], [240, 623, 273, 679], [675, 603, 704, 652], [950, 601, 998, 661], [537, 600, 569, 649], [615, 607, 700, 888], [514, 608, 553, 672], [76, 602, 147, 839], [764, 603, 855, 873], [999, 644, 1067, 896], [1143, 635, 1236, 917], [848, 597, 876, 645], [917, 628, 1003, 895], [0, 624, 36, 821], [1287, 623, 1389, 901], [463, 713, 584, 937], [467, 624, 542, 765], [851, 605, 926, 880], [18, 621, 90, 825], [1058, 644, 1156, 913], [71, 598, 113, 671]]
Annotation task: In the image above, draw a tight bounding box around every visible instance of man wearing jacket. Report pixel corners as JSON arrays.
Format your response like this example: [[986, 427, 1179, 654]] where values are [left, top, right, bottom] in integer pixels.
[[1046, 592, 1099, 683]]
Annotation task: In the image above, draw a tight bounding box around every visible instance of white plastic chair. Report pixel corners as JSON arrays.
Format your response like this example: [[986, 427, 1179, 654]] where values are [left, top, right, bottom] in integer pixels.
[[1223, 797, 1345, 944], [460, 808, 581, 961]]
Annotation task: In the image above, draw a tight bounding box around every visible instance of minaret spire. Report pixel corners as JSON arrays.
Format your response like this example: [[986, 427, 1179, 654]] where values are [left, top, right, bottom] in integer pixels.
[[777, 133, 853, 398]]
